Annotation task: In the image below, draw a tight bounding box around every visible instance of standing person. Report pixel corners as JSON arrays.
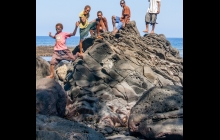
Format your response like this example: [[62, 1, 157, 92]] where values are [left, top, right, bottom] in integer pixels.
[[46, 22, 83, 79], [78, 5, 96, 54], [143, 0, 161, 34], [90, 11, 109, 39], [111, 0, 131, 35]]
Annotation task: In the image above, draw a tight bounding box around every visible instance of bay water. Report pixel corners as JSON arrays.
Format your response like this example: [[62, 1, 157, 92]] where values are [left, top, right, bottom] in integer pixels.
[[36, 36, 183, 61]]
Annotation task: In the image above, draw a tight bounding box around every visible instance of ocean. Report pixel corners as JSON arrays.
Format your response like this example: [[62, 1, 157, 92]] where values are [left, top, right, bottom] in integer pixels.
[[36, 36, 183, 61]]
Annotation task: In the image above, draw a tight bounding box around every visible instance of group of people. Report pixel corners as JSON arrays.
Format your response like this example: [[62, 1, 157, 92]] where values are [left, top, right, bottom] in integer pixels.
[[46, 0, 161, 79]]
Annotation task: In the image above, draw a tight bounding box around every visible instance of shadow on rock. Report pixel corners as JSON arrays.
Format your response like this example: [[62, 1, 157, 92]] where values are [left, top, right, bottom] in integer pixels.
[[36, 114, 106, 140], [36, 20, 183, 139]]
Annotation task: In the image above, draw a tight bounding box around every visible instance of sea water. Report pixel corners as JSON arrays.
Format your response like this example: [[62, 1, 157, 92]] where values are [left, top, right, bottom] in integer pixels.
[[36, 36, 183, 61]]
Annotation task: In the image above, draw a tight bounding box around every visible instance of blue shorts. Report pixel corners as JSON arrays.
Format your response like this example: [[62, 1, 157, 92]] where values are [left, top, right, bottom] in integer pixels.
[[115, 16, 123, 30]]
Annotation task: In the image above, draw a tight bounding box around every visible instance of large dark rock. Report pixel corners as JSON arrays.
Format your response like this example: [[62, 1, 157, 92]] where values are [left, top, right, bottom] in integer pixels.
[[36, 20, 183, 138], [128, 85, 183, 139], [36, 78, 67, 117], [63, 21, 183, 129], [36, 56, 50, 80], [36, 114, 106, 140]]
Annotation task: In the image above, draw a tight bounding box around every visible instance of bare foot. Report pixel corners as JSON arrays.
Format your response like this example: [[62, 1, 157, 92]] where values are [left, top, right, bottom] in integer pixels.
[[46, 75, 54, 78], [143, 30, 148, 33], [111, 31, 116, 36], [75, 52, 83, 59], [78, 53, 83, 59], [150, 31, 154, 34], [97, 36, 103, 39]]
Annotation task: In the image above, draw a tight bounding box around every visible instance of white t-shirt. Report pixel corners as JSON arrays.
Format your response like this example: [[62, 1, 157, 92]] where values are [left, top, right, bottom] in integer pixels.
[[147, 0, 161, 13]]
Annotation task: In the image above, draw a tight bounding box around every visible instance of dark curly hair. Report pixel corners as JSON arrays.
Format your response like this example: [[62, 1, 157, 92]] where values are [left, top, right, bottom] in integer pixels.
[[97, 11, 103, 15], [55, 23, 63, 29], [120, 0, 125, 3], [84, 5, 91, 10]]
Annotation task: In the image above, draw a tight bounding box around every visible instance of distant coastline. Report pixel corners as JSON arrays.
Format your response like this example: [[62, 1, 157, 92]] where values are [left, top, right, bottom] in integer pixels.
[[36, 36, 183, 38], [36, 36, 183, 57], [36, 46, 75, 57]]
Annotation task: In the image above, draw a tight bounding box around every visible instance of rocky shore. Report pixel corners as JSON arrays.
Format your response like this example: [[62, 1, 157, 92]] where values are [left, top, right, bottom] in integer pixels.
[[36, 46, 75, 57], [36, 20, 183, 140]]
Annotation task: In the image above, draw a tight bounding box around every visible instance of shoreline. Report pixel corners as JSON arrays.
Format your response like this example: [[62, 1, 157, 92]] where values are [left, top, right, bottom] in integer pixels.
[[36, 46, 76, 57]]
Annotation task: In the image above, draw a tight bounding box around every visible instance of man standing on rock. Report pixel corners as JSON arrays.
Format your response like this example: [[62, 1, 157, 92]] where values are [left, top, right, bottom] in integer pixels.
[[143, 0, 161, 34], [111, 0, 131, 35]]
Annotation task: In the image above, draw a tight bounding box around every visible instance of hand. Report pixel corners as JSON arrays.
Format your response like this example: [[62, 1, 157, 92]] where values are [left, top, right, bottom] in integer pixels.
[[76, 21, 79, 27], [122, 23, 125, 28], [157, 10, 160, 14], [49, 32, 51, 36]]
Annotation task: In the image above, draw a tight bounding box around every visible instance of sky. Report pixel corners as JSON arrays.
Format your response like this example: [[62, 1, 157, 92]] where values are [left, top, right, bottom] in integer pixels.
[[36, 0, 183, 38]]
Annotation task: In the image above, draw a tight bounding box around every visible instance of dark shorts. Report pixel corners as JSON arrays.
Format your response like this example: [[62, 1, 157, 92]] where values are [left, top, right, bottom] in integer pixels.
[[115, 16, 123, 30], [90, 18, 100, 30], [80, 22, 96, 40], [50, 49, 77, 65], [145, 12, 157, 24]]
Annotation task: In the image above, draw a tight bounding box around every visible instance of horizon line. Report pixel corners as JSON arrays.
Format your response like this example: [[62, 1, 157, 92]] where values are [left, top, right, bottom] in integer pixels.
[[36, 35, 183, 38]]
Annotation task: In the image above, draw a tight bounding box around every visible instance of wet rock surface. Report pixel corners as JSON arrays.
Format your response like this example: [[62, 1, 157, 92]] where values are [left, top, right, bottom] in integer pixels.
[[36, 20, 183, 139]]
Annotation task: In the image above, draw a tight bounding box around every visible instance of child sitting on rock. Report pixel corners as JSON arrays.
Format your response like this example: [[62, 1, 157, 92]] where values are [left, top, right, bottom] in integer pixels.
[[46, 22, 83, 79]]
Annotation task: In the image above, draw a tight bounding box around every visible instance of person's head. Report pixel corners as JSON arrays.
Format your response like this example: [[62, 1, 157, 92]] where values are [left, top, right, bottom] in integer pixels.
[[55, 23, 63, 33], [97, 11, 103, 19], [120, 0, 125, 7], [84, 5, 91, 14]]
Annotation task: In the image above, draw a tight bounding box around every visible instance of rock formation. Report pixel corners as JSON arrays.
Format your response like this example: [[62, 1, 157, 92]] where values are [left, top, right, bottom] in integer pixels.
[[36, 56, 50, 80], [36, 114, 106, 140], [36, 20, 183, 140], [128, 85, 183, 139]]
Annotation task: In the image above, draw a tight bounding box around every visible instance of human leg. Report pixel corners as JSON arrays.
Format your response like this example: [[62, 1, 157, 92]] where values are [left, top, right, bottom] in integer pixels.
[[112, 20, 122, 35], [151, 23, 155, 33], [63, 49, 83, 61], [80, 22, 96, 38], [112, 15, 116, 30], [79, 39, 83, 54], [75, 52, 83, 59], [46, 51, 60, 78], [79, 22, 96, 54], [97, 22, 105, 39], [100, 19, 106, 32], [89, 30, 95, 37], [150, 13, 157, 33], [143, 12, 151, 33], [46, 64, 55, 78], [96, 21, 101, 37], [79, 27, 89, 54]]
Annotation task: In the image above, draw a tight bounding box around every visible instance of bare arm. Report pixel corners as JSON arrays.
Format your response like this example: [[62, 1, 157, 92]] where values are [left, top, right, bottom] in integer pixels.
[[103, 17, 109, 31], [89, 19, 96, 23], [157, 1, 161, 14], [69, 21, 79, 36], [80, 17, 86, 25], [49, 32, 55, 39], [122, 15, 128, 28], [105, 21, 109, 31]]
